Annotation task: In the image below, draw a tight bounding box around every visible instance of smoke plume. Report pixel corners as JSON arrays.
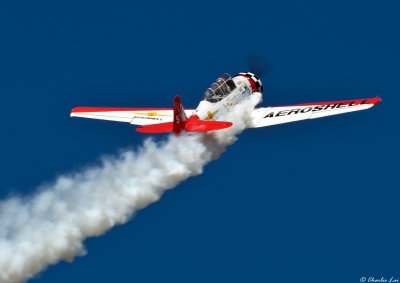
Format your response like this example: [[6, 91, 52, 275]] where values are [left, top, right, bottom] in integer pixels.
[[0, 93, 261, 283]]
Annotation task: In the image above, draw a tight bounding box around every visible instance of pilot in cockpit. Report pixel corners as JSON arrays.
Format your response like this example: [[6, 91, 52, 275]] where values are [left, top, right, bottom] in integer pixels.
[[204, 74, 236, 103], [217, 77, 230, 95]]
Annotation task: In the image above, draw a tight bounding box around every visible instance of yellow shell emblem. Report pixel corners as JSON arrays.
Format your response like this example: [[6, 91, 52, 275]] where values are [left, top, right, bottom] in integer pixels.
[[134, 112, 170, 117], [206, 110, 218, 120]]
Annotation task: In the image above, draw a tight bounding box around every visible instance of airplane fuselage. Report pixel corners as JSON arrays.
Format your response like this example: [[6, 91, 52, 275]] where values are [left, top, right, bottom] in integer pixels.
[[193, 74, 261, 121]]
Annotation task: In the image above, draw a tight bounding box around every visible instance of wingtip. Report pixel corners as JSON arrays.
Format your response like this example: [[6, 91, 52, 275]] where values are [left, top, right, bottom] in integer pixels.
[[70, 108, 77, 117], [71, 107, 87, 113], [373, 97, 382, 104]]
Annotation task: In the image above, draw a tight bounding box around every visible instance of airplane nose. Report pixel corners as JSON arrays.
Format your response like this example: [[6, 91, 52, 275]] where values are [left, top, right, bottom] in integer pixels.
[[237, 72, 263, 93], [246, 72, 263, 93]]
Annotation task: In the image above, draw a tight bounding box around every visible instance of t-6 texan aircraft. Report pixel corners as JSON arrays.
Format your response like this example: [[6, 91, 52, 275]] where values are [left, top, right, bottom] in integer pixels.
[[70, 72, 381, 134]]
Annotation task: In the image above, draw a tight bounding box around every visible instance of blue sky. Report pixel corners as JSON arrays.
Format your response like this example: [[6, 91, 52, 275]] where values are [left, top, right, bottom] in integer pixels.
[[0, 0, 399, 282]]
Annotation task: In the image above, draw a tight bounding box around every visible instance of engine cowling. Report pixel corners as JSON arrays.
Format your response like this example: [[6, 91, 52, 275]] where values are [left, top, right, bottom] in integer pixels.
[[236, 72, 263, 93]]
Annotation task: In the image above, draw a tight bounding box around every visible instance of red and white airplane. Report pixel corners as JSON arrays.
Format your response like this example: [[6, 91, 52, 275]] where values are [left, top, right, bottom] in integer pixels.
[[70, 72, 381, 134]]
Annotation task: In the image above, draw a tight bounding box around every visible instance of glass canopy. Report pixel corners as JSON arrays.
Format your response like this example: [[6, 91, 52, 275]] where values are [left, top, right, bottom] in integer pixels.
[[203, 73, 236, 103]]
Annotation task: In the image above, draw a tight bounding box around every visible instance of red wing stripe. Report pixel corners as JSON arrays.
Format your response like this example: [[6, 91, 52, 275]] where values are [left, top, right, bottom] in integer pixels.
[[71, 107, 172, 113], [292, 97, 381, 107]]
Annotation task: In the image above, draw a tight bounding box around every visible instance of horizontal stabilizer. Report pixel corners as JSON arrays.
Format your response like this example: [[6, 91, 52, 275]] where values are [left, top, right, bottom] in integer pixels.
[[185, 120, 232, 132], [135, 120, 232, 133], [136, 122, 173, 133]]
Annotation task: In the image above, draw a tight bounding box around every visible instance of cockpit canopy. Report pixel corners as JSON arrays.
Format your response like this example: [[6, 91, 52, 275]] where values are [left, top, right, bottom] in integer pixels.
[[203, 73, 236, 103]]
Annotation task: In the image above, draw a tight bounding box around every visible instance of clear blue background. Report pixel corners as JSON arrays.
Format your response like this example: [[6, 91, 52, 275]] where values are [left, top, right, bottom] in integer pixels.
[[0, 0, 398, 282]]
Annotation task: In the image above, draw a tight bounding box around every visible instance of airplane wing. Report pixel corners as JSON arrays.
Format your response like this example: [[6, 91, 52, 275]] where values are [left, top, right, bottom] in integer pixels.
[[251, 97, 381, 128], [70, 107, 196, 126]]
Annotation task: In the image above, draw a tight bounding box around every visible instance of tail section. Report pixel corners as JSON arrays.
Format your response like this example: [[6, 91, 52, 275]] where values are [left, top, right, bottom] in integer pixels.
[[185, 117, 232, 132], [136, 122, 173, 133], [136, 96, 232, 134], [173, 96, 187, 134], [175, 96, 232, 133]]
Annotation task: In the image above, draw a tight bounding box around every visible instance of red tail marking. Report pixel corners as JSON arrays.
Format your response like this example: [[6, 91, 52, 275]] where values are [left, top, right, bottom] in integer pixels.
[[185, 119, 232, 132], [136, 96, 233, 134], [136, 122, 173, 133], [173, 96, 187, 135]]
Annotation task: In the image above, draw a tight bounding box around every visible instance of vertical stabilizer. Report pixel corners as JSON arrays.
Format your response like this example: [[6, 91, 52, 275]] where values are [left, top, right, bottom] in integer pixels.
[[173, 96, 187, 134]]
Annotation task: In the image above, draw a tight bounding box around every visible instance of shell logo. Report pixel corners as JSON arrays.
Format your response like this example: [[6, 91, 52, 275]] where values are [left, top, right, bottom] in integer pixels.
[[134, 112, 170, 117], [206, 110, 218, 120]]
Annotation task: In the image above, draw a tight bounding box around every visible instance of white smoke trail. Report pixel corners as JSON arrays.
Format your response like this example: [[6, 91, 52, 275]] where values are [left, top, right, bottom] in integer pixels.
[[0, 93, 261, 283]]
